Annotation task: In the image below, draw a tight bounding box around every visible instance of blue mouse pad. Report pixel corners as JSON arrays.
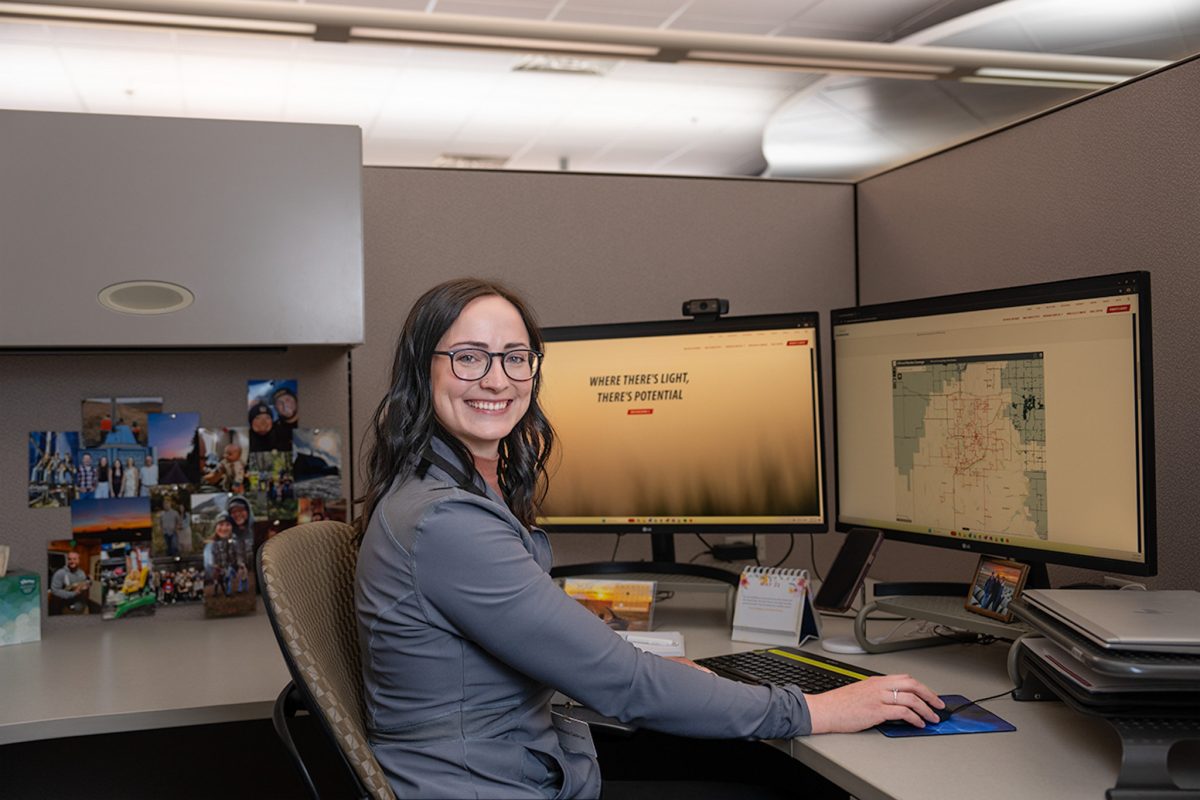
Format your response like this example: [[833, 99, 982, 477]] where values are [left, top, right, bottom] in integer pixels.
[[877, 694, 1015, 737]]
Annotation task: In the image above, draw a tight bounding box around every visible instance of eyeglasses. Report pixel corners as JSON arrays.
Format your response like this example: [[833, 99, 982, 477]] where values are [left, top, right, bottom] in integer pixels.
[[433, 349, 543, 381]]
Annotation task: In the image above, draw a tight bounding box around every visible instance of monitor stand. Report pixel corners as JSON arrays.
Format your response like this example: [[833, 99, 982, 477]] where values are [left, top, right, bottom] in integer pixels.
[[549, 532, 741, 588], [850, 559, 1045, 653]]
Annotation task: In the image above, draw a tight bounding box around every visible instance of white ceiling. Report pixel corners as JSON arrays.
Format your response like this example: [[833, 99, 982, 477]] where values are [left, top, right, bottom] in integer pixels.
[[0, 0, 1197, 179]]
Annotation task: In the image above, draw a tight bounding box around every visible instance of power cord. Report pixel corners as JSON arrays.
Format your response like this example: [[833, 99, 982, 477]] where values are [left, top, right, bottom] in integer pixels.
[[808, 534, 823, 583], [768, 534, 795, 568], [942, 687, 1017, 718]]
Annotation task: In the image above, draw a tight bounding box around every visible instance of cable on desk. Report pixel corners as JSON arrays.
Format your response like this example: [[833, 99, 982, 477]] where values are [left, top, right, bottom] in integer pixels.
[[927, 624, 1002, 646], [943, 687, 1018, 718]]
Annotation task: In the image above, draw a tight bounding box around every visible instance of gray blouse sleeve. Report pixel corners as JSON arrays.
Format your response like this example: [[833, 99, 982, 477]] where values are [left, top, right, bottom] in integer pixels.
[[407, 497, 812, 740]]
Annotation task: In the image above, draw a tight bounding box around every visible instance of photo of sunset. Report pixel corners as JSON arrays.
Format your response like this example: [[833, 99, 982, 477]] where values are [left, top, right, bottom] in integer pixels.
[[71, 497, 152, 542]]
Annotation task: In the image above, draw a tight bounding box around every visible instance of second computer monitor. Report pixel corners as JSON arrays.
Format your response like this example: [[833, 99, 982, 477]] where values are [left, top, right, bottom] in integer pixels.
[[831, 272, 1155, 577]]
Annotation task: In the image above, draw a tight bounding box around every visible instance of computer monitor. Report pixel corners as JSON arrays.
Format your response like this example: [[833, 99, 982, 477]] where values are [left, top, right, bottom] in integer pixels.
[[538, 312, 827, 582], [831, 272, 1155, 586]]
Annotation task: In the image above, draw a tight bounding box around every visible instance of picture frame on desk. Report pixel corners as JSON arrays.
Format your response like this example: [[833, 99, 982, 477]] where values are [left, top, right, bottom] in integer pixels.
[[965, 555, 1030, 623]]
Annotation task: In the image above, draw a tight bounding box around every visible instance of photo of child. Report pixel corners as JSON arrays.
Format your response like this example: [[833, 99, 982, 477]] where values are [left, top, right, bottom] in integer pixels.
[[198, 427, 249, 494]]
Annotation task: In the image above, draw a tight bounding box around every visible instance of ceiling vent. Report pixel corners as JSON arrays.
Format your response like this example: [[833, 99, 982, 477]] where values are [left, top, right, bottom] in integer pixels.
[[432, 153, 510, 169], [512, 55, 613, 76]]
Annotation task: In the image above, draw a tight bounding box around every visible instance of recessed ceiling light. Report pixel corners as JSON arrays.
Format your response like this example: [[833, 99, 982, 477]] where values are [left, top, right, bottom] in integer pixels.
[[98, 280, 195, 315]]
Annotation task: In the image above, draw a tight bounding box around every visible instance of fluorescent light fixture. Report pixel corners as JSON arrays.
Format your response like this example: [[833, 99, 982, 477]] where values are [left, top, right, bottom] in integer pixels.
[[974, 67, 1130, 85], [685, 50, 954, 77], [681, 56, 942, 80], [961, 76, 1119, 90], [0, 2, 312, 33], [0, 0, 1165, 86], [350, 27, 658, 59]]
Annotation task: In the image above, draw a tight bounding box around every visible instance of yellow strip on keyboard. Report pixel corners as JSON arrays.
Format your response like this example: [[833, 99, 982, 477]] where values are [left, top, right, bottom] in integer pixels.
[[766, 649, 871, 681]]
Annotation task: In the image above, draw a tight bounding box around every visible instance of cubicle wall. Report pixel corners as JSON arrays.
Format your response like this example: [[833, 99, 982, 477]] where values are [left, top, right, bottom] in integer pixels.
[[355, 168, 857, 569], [856, 55, 1200, 590], [1, 168, 855, 630], [0, 349, 351, 628]]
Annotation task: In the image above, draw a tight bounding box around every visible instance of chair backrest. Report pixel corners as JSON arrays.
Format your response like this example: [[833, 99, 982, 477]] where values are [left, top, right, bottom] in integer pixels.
[[259, 521, 395, 800]]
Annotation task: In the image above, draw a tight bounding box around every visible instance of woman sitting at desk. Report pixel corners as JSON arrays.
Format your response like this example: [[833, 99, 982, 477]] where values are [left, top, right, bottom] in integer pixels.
[[355, 279, 943, 799]]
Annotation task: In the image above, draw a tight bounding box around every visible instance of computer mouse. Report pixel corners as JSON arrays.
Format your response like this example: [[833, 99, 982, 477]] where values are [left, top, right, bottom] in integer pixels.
[[878, 704, 956, 729], [931, 705, 955, 724]]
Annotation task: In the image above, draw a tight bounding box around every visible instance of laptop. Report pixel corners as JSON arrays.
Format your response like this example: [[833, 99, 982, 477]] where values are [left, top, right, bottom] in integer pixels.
[[1021, 589, 1200, 654], [1021, 637, 1200, 694]]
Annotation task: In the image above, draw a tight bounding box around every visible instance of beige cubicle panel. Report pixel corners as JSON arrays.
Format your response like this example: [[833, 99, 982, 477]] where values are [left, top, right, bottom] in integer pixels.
[[855, 54, 1200, 591]]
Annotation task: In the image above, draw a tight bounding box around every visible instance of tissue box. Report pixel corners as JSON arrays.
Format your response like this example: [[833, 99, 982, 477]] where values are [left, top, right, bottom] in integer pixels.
[[0, 570, 42, 646]]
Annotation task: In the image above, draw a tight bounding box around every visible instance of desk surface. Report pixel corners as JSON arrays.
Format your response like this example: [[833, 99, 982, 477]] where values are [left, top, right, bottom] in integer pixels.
[[648, 593, 1122, 800], [0, 606, 288, 745], [0, 592, 1123, 799]]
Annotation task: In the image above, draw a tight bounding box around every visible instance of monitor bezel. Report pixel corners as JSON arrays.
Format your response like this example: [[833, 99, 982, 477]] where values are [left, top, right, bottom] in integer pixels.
[[830, 271, 1156, 577], [538, 311, 829, 535]]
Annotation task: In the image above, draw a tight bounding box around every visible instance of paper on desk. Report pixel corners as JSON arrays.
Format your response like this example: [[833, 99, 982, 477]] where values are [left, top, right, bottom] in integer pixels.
[[617, 630, 685, 657]]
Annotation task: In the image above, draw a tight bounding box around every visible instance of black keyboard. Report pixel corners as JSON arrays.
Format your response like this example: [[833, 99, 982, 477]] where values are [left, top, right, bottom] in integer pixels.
[[696, 647, 881, 693]]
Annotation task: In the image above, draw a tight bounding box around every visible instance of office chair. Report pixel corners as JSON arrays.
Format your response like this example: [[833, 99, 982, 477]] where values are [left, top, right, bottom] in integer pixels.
[[258, 520, 396, 800]]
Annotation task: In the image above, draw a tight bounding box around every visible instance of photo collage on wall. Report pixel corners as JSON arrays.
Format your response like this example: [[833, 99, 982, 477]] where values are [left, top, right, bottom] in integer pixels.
[[31, 380, 345, 622]]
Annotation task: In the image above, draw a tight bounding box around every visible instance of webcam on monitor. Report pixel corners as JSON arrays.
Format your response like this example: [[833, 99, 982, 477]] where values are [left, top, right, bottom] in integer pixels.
[[682, 298, 729, 318]]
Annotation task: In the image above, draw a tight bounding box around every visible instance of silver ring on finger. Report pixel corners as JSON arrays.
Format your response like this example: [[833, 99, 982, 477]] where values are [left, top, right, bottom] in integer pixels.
[[891, 688, 899, 704]]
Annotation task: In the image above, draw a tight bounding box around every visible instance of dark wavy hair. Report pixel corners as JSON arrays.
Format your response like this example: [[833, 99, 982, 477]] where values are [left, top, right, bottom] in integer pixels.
[[359, 278, 554, 530]]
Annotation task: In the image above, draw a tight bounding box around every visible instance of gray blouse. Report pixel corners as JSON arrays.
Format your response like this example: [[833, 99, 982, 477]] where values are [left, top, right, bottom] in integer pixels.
[[355, 439, 812, 799]]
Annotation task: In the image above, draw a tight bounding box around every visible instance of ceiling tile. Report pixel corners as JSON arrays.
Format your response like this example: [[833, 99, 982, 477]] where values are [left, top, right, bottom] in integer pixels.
[[0, 20, 55, 44], [280, 59, 397, 125], [432, 0, 559, 20], [0, 44, 80, 110], [796, 0, 943, 34], [58, 46, 184, 115], [564, 0, 688, 13], [177, 52, 289, 119], [933, 80, 1083, 127], [551, 7, 673, 27], [684, 0, 819, 23], [1015, 2, 1185, 54], [932, 16, 1043, 51], [668, 15, 782, 35], [774, 23, 882, 41], [319, 0, 428, 9], [370, 67, 504, 139], [433, 0, 562, 9], [172, 30, 302, 57], [47, 22, 176, 49]]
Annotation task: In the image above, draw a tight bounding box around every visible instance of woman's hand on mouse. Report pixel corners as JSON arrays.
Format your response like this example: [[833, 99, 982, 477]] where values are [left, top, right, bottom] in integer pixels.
[[806, 674, 944, 733]]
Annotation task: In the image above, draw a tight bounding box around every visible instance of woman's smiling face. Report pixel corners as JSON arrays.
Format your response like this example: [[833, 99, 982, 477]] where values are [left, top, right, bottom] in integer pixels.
[[430, 295, 533, 458]]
